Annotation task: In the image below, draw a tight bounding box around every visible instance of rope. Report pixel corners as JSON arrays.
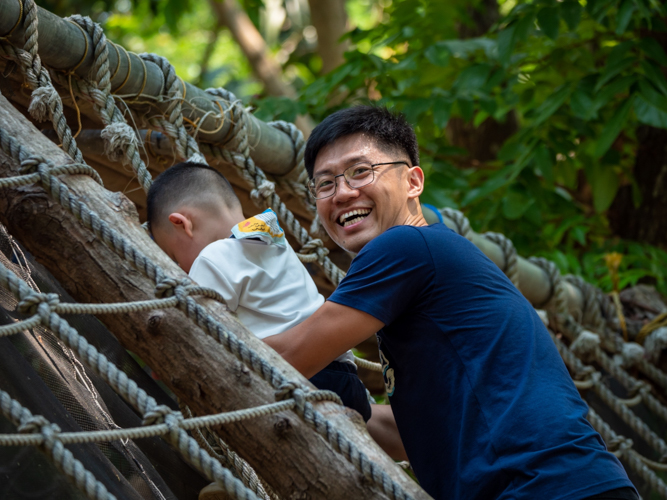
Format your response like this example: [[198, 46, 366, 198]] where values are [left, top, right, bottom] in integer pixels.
[[482, 232, 519, 288], [0, 128, 415, 500]]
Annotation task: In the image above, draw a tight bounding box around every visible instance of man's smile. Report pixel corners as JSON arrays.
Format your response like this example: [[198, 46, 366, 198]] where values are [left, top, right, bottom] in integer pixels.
[[337, 208, 372, 227]]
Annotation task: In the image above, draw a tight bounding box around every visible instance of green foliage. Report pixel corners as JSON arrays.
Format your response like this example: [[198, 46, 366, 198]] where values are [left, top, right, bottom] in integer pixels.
[[252, 0, 667, 293]]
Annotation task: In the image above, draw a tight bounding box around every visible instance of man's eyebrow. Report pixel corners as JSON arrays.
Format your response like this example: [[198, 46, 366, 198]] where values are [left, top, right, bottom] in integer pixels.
[[315, 155, 371, 175]]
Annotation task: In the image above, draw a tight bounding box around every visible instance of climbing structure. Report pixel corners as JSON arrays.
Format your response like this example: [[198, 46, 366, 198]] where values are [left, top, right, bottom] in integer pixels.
[[0, 1, 666, 499]]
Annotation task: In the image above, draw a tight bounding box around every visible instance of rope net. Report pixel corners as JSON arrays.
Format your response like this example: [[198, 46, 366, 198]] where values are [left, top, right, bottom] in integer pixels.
[[0, 2, 666, 499]]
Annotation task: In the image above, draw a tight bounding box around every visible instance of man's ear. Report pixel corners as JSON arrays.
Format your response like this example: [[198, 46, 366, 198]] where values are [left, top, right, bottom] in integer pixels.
[[406, 166, 425, 199], [168, 213, 195, 239]]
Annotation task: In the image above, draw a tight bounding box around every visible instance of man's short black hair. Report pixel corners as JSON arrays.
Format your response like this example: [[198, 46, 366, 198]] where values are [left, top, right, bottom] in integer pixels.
[[146, 162, 241, 232], [304, 106, 419, 178]]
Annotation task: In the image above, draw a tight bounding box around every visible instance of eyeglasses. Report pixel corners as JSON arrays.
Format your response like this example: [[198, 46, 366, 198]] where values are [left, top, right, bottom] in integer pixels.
[[308, 161, 409, 200]]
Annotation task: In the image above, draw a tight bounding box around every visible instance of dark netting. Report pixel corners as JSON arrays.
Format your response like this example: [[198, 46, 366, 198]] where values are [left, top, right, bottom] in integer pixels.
[[0, 225, 209, 500]]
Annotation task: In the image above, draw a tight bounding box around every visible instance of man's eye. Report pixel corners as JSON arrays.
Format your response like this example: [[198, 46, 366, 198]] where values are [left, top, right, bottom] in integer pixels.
[[317, 178, 334, 189], [351, 166, 371, 177]]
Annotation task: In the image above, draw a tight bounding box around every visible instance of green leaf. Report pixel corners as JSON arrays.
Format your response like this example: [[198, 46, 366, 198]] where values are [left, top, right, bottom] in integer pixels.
[[594, 95, 635, 158], [514, 11, 536, 43], [533, 85, 572, 125], [402, 98, 431, 124], [433, 99, 452, 129], [594, 56, 635, 92], [639, 37, 667, 65], [454, 64, 492, 91], [502, 189, 535, 220], [534, 144, 555, 185], [641, 60, 667, 96], [497, 25, 516, 66], [537, 6, 560, 40], [561, 0, 583, 30], [615, 0, 635, 34], [635, 95, 667, 128], [440, 38, 497, 59], [570, 87, 594, 120], [586, 163, 620, 212], [457, 98, 474, 122], [638, 79, 667, 113], [591, 75, 636, 114], [424, 43, 451, 67]]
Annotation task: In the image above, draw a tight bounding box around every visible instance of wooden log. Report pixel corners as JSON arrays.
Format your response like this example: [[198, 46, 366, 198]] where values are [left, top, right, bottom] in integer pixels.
[[0, 93, 428, 499], [0, 0, 298, 175]]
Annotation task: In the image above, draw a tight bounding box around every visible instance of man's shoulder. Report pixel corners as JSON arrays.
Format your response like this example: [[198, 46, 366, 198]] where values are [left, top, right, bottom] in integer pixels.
[[365, 224, 453, 253]]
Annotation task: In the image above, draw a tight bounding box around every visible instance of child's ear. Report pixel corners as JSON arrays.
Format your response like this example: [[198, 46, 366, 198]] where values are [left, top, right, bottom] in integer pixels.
[[168, 213, 194, 239]]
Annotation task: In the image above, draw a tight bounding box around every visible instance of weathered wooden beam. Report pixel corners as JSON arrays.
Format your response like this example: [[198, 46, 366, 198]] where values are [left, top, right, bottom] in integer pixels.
[[0, 0, 298, 175], [0, 93, 427, 499]]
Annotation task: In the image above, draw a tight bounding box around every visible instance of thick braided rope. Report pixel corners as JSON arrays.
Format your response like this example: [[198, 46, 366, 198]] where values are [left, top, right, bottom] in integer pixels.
[[439, 208, 473, 240], [0, 390, 116, 500], [482, 232, 519, 288], [551, 330, 667, 459], [181, 405, 276, 500], [140, 53, 205, 163], [0, 128, 414, 500], [55, 16, 154, 192], [527, 257, 568, 315], [588, 407, 667, 499], [0, 261, 262, 500], [6, 0, 84, 164], [205, 88, 345, 285], [558, 315, 667, 424], [564, 275, 606, 332]]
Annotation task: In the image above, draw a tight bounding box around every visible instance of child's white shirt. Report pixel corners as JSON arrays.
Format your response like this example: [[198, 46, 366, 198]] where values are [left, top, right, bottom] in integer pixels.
[[189, 237, 355, 365]]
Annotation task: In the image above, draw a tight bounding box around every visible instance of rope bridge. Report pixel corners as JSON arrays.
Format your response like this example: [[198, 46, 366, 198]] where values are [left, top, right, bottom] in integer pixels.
[[0, 1, 666, 499]]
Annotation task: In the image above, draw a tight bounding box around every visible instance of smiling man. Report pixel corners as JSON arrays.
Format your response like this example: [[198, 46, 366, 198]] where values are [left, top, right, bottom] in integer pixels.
[[265, 106, 635, 500]]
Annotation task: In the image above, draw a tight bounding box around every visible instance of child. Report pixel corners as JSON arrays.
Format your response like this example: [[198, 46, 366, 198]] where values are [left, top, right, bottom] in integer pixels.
[[146, 162, 371, 421]]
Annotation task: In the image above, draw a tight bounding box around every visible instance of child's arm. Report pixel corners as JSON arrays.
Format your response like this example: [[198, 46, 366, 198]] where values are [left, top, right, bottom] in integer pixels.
[[264, 301, 383, 379]]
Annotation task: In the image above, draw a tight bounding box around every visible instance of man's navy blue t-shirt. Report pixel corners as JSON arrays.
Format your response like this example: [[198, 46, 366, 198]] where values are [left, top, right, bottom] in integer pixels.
[[328, 224, 633, 500]]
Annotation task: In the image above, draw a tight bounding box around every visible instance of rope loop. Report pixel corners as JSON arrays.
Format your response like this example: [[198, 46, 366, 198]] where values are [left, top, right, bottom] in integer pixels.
[[17, 292, 59, 315], [250, 179, 276, 204], [18, 415, 61, 447], [154, 277, 192, 299], [298, 238, 329, 261], [141, 404, 177, 427], [19, 154, 49, 173]]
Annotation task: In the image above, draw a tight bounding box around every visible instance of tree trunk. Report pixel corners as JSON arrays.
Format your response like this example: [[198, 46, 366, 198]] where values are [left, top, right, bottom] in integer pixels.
[[608, 29, 667, 248], [307, 0, 348, 74], [446, 0, 518, 162], [0, 93, 427, 500], [208, 0, 314, 136]]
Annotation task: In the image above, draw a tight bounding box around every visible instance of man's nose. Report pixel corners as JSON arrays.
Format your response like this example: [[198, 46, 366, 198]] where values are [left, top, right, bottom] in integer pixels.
[[333, 178, 360, 202]]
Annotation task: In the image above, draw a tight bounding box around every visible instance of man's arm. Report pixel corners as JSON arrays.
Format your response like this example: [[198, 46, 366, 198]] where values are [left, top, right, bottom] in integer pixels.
[[264, 300, 384, 378]]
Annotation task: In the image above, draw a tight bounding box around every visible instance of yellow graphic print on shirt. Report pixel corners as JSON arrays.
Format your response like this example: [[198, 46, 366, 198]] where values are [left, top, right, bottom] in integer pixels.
[[232, 208, 286, 247]]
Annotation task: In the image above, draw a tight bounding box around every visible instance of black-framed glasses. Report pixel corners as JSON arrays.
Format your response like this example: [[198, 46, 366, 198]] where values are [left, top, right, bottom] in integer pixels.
[[308, 161, 409, 200]]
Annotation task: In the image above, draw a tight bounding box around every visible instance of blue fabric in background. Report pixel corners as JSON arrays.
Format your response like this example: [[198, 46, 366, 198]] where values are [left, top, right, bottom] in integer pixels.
[[329, 224, 634, 500]]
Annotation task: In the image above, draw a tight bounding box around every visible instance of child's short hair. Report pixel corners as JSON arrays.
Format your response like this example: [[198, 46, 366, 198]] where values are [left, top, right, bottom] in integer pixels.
[[147, 162, 241, 232]]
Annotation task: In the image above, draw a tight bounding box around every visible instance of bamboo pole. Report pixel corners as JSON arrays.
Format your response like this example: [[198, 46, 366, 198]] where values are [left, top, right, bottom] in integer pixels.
[[0, 93, 428, 500], [0, 0, 297, 175]]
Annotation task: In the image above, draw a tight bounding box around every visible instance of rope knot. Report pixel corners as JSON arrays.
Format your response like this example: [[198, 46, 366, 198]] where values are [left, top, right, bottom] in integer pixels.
[[19, 415, 61, 446], [19, 155, 50, 174], [298, 239, 329, 262], [28, 86, 60, 122], [155, 278, 192, 299], [18, 292, 59, 315], [613, 342, 645, 369], [250, 180, 276, 204], [570, 330, 600, 358], [100, 122, 138, 163], [608, 436, 633, 455], [142, 405, 177, 426]]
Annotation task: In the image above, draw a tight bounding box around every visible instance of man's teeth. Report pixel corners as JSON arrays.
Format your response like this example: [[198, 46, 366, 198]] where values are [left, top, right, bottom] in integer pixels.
[[339, 209, 371, 227]]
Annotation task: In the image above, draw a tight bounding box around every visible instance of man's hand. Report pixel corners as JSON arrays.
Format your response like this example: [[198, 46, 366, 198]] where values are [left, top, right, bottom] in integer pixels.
[[264, 301, 384, 378]]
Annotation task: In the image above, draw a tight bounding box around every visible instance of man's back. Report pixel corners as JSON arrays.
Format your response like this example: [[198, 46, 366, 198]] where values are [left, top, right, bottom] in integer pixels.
[[329, 223, 633, 499]]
